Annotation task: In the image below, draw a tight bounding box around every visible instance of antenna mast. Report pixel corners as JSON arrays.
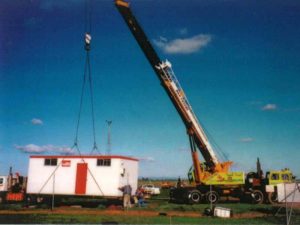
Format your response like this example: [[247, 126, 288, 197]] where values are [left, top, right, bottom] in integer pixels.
[[106, 120, 112, 155]]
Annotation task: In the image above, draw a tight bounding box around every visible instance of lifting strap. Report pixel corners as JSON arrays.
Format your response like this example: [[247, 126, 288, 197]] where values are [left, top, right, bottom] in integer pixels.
[[38, 0, 105, 196], [72, 0, 99, 155]]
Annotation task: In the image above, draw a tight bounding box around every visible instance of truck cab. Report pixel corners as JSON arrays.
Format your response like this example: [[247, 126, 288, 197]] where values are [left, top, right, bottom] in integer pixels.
[[261, 169, 294, 204], [266, 169, 293, 185]]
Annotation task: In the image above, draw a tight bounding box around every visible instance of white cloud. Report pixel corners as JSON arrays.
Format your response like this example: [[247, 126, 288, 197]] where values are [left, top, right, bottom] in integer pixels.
[[15, 144, 75, 155], [158, 36, 168, 42], [31, 118, 43, 125], [138, 156, 155, 162], [262, 104, 277, 111], [179, 28, 188, 35], [240, 137, 254, 143], [154, 34, 212, 54]]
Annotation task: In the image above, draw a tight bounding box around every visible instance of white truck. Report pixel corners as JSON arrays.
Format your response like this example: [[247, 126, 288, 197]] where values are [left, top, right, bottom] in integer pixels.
[[141, 184, 161, 195]]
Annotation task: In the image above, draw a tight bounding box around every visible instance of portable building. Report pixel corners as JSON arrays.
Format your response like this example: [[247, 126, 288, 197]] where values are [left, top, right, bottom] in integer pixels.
[[26, 155, 138, 198], [277, 182, 300, 203]]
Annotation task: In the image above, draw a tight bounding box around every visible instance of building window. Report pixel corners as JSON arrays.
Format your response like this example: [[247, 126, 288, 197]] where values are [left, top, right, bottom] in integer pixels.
[[44, 158, 57, 166], [97, 159, 111, 167], [0, 178, 3, 185]]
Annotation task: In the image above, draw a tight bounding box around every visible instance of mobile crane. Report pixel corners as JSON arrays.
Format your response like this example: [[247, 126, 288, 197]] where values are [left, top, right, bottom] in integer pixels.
[[114, 0, 294, 204], [115, 0, 244, 203]]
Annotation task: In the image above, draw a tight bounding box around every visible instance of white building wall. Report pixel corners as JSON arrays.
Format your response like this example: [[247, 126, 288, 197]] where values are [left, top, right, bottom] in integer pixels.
[[118, 159, 139, 195], [0, 176, 8, 192], [27, 158, 63, 194], [26, 156, 138, 197], [54, 158, 76, 195], [277, 183, 300, 203], [85, 158, 122, 196]]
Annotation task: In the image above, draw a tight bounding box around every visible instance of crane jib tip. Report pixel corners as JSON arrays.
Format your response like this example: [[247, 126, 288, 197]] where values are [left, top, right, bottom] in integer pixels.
[[115, 0, 129, 8]]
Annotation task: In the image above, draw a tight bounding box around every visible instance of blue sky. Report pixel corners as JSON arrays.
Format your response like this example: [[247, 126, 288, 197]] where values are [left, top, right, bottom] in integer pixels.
[[0, 0, 299, 178]]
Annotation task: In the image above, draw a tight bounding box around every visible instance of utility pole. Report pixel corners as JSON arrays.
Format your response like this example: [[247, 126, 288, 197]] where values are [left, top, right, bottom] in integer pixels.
[[106, 120, 112, 155]]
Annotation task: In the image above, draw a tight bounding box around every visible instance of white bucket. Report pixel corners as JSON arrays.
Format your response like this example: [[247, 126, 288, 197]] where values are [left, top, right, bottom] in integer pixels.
[[213, 206, 232, 218]]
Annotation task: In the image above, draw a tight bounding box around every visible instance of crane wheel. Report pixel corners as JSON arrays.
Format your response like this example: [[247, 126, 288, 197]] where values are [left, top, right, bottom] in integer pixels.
[[37, 196, 44, 204], [251, 190, 264, 204], [188, 190, 202, 204], [206, 191, 219, 204], [267, 192, 278, 204]]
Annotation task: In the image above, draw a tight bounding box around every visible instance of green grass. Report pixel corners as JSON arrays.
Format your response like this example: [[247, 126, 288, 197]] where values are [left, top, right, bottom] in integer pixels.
[[0, 203, 24, 211], [144, 199, 300, 215], [151, 188, 170, 199], [0, 213, 298, 224]]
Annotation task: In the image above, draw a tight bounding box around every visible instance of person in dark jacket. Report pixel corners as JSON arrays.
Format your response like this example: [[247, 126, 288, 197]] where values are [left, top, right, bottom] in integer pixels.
[[119, 184, 132, 209], [135, 187, 145, 207]]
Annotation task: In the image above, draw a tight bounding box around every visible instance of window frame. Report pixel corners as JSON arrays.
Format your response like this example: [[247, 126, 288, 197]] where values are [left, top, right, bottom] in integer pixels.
[[44, 158, 58, 166], [271, 173, 279, 180], [281, 174, 290, 181], [97, 158, 111, 167]]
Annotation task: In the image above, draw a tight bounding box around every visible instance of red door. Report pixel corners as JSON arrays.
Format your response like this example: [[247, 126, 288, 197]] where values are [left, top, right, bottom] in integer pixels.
[[75, 163, 88, 195]]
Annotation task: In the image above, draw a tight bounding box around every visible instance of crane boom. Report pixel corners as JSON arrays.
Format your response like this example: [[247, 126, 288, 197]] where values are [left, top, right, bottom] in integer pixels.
[[115, 0, 232, 179]]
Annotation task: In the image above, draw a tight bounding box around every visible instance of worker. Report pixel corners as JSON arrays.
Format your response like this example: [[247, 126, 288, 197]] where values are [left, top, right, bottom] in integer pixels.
[[119, 184, 132, 210], [176, 177, 182, 188], [135, 187, 145, 207]]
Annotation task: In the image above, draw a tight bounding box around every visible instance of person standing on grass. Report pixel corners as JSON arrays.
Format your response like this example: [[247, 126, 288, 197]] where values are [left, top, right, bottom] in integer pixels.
[[119, 184, 132, 210], [135, 187, 145, 207], [176, 177, 182, 188]]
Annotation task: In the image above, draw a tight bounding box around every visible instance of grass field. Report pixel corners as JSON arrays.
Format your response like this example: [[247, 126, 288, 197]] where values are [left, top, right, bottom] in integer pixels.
[[0, 213, 298, 224]]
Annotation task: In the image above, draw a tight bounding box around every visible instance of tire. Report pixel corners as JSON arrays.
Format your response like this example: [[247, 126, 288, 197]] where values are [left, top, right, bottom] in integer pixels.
[[240, 193, 252, 203], [267, 192, 278, 204], [251, 190, 264, 204], [37, 196, 44, 204], [188, 190, 202, 204], [206, 191, 219, 204], [26, 195, 37, 205]]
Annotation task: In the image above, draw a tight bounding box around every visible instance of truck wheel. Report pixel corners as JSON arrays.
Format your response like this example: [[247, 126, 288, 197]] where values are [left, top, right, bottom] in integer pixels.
[[188, 190, 202, 204], [206, 191, 219, 204], [26, 195, 37, 205], [251, 190, 264, 204], [267, 192, 278, 204]]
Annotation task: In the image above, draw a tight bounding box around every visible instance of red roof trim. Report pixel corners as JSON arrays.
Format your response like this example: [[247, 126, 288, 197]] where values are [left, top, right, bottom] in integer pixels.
[[29, 155, 139, 162]]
